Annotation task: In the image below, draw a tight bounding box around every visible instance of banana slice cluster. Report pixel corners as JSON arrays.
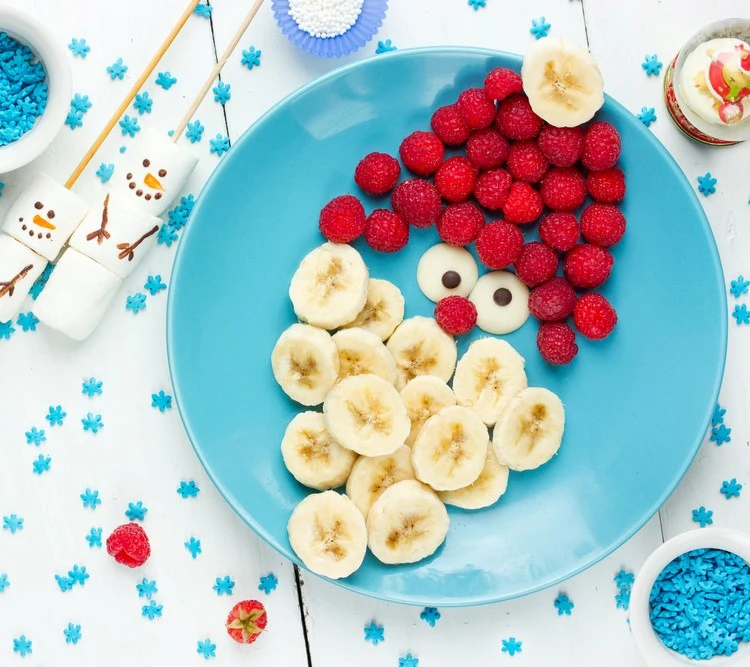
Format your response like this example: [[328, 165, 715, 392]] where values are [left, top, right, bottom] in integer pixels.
[[272, 242, 566, 580]]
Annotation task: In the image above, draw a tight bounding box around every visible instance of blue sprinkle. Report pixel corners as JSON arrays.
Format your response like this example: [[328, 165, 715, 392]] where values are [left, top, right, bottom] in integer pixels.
[[697, 172, 717, 196], [213, 575, 235, 596], [29, 264, 53, 300], [711, 423, 732, 446], [107, 58, 128, 80], [2, 514, 23, 533], [80, 489, 101, 509], [55, 574, 74, 592], [142, 600, 163, 620], [13, 636, 32, 657], [399, 653, 419, 667], [32, 454, 51, 475], [0, 320, 16, 341], [177, 480, 200, 498], [259, 573, 278, 594], [501, 638, 522, 656], [157, 224, 178, 247], [194, 3, 213, 17], [65, 111, 83, 130], [155, 71, 177, 89], [16, 311, 38, 332], [0, 574, 9, 592], [730, 276, 750, 298], [712, 403, 726, 426], [720, 479, 742, 499], [119, 145, 127, 153], [144, 274, 166, 295], [732, 304, 750, 325], [137, 578, 158, 599], [364, 621, 384, 645], [119, 114, 140, 137], [70, 94, 92, 114], [151, 390, 173, 412], [85, 528, 102, 548], [530, 17, 551, 39], [126, 292, 147, 314], [213, 81, 231, 104], [96, 162, 115, 183], [419, 607, 441, 627], [133, 92, 153, 115], [467, 0, 486, 9], [241, 46, 261, 69], [375, 40, 398, 54], [637, 106, 657, 127], [25, 426, 46, 446], [642, 54, 663, 76], [68, 565, 89, 586], [63, 623, 81, 645], [197, 639, 216, 659], [692, 506, 713, 527], [186, 119, 205, 143], [210, 133, 230, 156], [185, 537, 202, 559], [615, 588, 631, 610], [0, 182, 4, 196], [68, 38, 90, 58], [82, 377, 102, 397], [614, 569, 635, 589], [554, 593, 574, 616], [125, 501, 147, 521], [81, 413, 103, 434]]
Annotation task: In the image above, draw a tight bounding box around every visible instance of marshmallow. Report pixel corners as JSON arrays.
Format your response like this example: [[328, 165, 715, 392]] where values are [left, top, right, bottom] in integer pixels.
[[111, 127, 198, 216], [68, 191, 161, 279], [34, 248, 122, 341], [0, 233, 47, 323], [2, 173, 89, 261]]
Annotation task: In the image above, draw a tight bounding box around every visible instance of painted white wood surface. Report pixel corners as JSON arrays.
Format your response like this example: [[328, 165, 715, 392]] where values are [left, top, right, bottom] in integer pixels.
[[0, 0, 748, 665]]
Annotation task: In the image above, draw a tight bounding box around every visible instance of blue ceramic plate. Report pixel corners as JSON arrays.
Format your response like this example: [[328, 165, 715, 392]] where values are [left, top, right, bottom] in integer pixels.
[[168, 48, 727, 606]]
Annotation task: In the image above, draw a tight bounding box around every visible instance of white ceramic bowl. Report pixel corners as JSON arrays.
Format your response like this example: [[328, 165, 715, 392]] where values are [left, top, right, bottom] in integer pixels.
[[0, 6, 71, 174], [630, 528, 750, 667]]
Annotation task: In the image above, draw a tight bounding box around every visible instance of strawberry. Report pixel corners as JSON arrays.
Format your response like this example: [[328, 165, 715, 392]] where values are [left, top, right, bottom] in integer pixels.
[[226, 600, 268, 645]]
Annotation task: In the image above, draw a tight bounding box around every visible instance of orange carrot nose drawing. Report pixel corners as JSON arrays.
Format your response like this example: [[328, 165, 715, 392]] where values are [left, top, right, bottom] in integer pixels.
[[144, 173, 164, 191], [32, 214, 56, 230]]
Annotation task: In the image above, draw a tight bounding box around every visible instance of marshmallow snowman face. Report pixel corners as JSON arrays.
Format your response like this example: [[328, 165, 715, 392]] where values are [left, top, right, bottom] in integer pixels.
[[113, 127, 198, 216], [0, 233, 47, 323], [69, 192, 161, 279], [2, 173, 89, 261]]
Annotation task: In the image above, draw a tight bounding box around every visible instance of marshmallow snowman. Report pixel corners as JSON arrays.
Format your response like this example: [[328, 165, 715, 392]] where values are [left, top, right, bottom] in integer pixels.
[[2, 173, 90, 261], [68, 191, 161, 279], [0, 233, 47, 323]]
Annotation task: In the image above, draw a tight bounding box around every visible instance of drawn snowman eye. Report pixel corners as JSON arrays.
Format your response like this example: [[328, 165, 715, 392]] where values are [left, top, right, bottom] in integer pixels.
[[34, 202, 43, 210], [416, 243, 479, 303], [158, 169, 167, 177], [47, 210, 55, 219], [143, 159, 151, 167], [468, 271, 530, 335]]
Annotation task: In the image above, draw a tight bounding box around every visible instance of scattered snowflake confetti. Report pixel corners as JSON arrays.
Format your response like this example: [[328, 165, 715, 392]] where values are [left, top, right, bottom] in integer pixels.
[[119, 114, 140, 137], [107, 58, 128, 80], [13, 636, 32, 657], [615, 588, 631, 610], [157, 224, 178, 247], [65, 111, 83, 130], [63, 623, 81, 645], [399, 654, 419, 667], [68, 38, 90, 58], [3, 514, 24, 533], [29, 263, 54, 300], [25, 426, 46, 446], [213, 575, 235, 596], [0, 320, 16, 340], [501, 638, 522, 656], [144, 275, 166, 296], [133, 92, 153, 115], [56, 574, 74, 592], [364, 621, 384, 645], [177, 480, 200, 499], [156, 71, 177, 89], [730, 275, 750, 298], [258, 573, 278, 594], [213, 81, 231, 104], [376, 40, 398, 55], [186, 119, 205, 143], [126, 292, 147, 314], [125, 501, 148, 521], [642, 54, 663, 76], [711, 423, 732, 445], [81, 413, 103, 433], [241, 46, 262, 69], [530, 17, 551, 39], [732, 304, 750, 325], [137, 578, 158, 599], [185, 537, 202, 559], [82, 377, 102, 397], [0, 574, 9, 592], [142, 600, 163, 620], [692, 506, 713, 527], [197, 638, 216, 659], [614, 569, 635, 589], [637, 106, 657, 127], [210, 133, 230, 156], [720, 479, 742, 499], [712, 403, 726, 426], [80, 489, 101, 509], [70, 94, 92, 114], [419, 607, 440, 627], [85, 527, 102, 548], [32, 454, 51, 475], [16, 311, 38, 332], [554, 593, 574, 616], [96, 162, 115, 183], [68, 565, 89, 586], [45, 405, 66, 427], [697, 172, 717, 196], [467, 0, 486, 9], [194, 3, 213, 17]]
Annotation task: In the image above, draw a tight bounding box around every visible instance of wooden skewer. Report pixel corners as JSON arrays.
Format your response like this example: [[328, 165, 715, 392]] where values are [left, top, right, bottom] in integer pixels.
[[64, 0, 202, 189], [172, 0, 265, 141]]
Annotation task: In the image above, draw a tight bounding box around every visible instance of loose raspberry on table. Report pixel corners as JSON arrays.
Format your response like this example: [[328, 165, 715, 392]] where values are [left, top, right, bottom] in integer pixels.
[[573, 292, 618, 339], [539, 212, 580, 252], [540, 167, 587, 211], [563, 244, 614, 289], [435, 155, 477, 203], [484, 67, 523, 101], [106, 523, 151, 568], [586, 167, 626, 204], [502, 181, 543, 224], [431, 104, 471, 146], [506, 140, 549, 183], [474, 168, 512, 210], [457, 88, 496, 129], [354, 152, 401, 195], [391, 179, 442, 228], [495, 94, 543, 140], [537, 322, 579, 365], [466, 128, 509, 170], [364, 209, 409, 252], [476, 220, 524, 269], [399, 130, 445, 176], [514, 242, 558, 287], [537, 125, 584, 167], [226, 600, 268, 645], [434, 295, 478, 336], [528, 277, 577, 321], [581, 121, 621, 171], [437, 201, 485, 247], [318, 195, 366, 243], [580, 203, 626, 247]]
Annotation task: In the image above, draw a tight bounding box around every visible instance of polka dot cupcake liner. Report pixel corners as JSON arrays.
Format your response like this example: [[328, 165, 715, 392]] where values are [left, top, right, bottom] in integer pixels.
[[271, 0, 389, 58]]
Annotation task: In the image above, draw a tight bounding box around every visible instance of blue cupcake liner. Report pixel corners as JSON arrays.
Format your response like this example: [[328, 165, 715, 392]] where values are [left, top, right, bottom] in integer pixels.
[[272, 0, 388, 58]]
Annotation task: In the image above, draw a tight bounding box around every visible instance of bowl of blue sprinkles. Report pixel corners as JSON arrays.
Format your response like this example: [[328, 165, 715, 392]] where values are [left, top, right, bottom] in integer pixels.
[[630, 529, 750, 666], [272, 0, 388, 58], [0, 6, 71, 173]]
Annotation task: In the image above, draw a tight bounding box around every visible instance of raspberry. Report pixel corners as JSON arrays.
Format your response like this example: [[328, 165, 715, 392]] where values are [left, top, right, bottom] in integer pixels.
[[537, 322, 579, 365], [437, 202, 485, 247], [364, 209, 409, 252], [537, 125, 584, 167], [434, 295, 478, 335], [502, 181, 543, 224], [484, 67, 523, 101], [563, 244, 614, 289], [456, 88, 496, 129], [399, 131, 445, 176], [106, 523, 151, 568], [540, 167, 587, 211], [495, 94, 543, 140], [435, 156, 477, 203], [391, 179, 442, 228], [476, 220, 524, 269], [226, 600, 268, 645], [514, 242, 558, 287], [474, 168, 513, 210], [581, 121, 621, 171], [318, 194, 366, 243], [539, 212, 580, 252], [431, 104, 471, 146], [528, 277, 577, 321], [506, 140, 549, 183], [580, 203, 626, 247], [466, 129, 509, 170], [573, 292, 618, 340], [354, 152, 401, 195], [586, 168, 626, 204]]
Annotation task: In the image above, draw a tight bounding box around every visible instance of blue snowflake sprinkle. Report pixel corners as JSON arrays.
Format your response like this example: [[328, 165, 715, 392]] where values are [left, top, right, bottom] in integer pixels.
[[133, 92, 153, 115], [151, 390, 173, 412], [185, 537, 202, 559], [181, 194, 196, 215], [213, 81, 231, 104], [641, 54, 663, 76], [29, 263, 54, 300], [81, 413, 103, 433], [85, 527, 102, 548], [732, 304, 750, 325], [712, 403, 726, 426], [554, 593, 574, 616], [711, 423, 732, 445], [144, 274, 167, 295], [730, 275, 750, 298], [697, 172, 717, 196], [615, 588, 631, 610], [119, 145, 127, 153], [420, 607, 441, 627], [501, 638, 523, 657], [16, 311, 38, 332], [376, 40, 398, 55], [70, 94, 92, 114], [68, 38, 90, 58], [155, 71, 177, 89], [259, 573, 278, 594], [0, 574, 8, 592], [177, 480, 200, 498], [56, 575, 74, 592], [142, 600, 163, 620], [210, 133, 230, 156], [0, 320, 16, 340], [197, 639, 216, 659], [157, 224, 178, 247], [82, 377, 102, 397], [68, 565, 89, 586], [63, 623, 81, 645], [137, 578, 158, 599], [13, 636, 32, 657], [530, 17, 551, 39], [0, 182, 3, 197], [692, 506, 713, 527], [167, 205, 189, 231], [241, 46, 261, 69], [364, 622, 384, 645], [96, 162, 115, 183], [126, 292, 147, 314], [65, 111, 83, 130], [3, 514, 23, 533], [194, 3, 213, 17], [467, 0, 486, 9], [125, 501, 148, 521], [25, 426, 46, 446], [399, 654, 419, 667], [637, 106, 657, 127], [107, 58, 128, 80], [80, 489, 101, 509], [614, 569, 635, 589], [119, 114, 140, 137], [32, 454, 51, 475], [720, 479, 742, 499], [213, 575, 235, 596], [186, 120, 205, 143]]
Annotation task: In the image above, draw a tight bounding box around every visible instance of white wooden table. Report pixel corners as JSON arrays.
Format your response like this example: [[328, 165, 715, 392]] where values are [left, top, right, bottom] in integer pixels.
[[1, 1, 749, 665]]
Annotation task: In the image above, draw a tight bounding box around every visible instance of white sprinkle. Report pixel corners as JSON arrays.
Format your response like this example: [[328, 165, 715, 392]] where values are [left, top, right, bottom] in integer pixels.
[[288, 0, 364, 39]]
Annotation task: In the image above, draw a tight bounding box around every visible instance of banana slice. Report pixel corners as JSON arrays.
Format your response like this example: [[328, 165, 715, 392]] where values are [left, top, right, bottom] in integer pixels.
[[468, 271, 530, 335], [346, 445, 415, 517], [400, 375, 456, 446], [342, 279, 405, 341], [386, 316, 458, 390], [287, 491, 367, 579], [452, 338, 528, 426], [272, 323, 340, 406], [493, 387, 565, 471], [366, 479, 449, 565], [281, 412, 357, 490], [438, 448, 509, 510], [332, 328, 398, 385], [289, 242, 369, 330], [521, 37, 604, 128], [323, 374, 410, 456], [411, 405, 489, 491]]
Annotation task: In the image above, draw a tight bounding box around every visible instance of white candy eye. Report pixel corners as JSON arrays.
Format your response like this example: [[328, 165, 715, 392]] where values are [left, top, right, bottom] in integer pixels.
[[469, 271, 530, 335], [417, 243, 479, 302]]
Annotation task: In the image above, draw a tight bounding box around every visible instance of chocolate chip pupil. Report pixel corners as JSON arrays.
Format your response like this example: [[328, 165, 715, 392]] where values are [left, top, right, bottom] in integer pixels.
[[493, 288, 512, 306], [441, 270, 461, 289]]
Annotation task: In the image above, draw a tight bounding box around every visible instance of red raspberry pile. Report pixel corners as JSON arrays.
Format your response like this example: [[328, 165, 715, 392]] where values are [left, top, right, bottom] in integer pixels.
[[316, 68, 625, 364]]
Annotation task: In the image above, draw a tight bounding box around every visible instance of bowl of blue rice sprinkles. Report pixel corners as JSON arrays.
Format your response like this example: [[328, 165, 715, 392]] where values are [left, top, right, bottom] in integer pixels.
[[0, 6, 71, 173]]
